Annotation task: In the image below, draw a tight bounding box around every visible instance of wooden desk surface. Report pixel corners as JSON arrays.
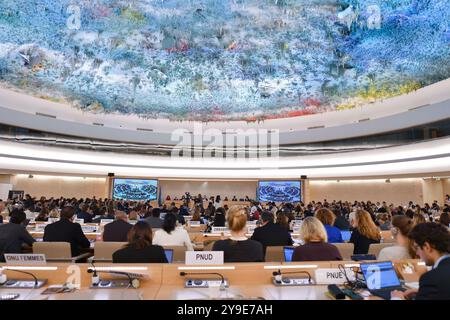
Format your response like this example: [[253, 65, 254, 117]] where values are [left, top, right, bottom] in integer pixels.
[[0, 260, 424, 300]]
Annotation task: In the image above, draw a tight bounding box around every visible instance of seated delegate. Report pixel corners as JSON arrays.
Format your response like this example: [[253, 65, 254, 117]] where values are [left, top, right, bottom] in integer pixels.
[[251, 211, 293, 257], [315, 208, 343, 243], [392, 222, 450, 300], [43, 206, 91, 257], [153, 213, 194, 251], [112, 221, 168, 263], [292, 217, 343, 261], [102, 211, 132, 242], [350, 210, 381, 254], [378, 215, 416, 260], [0, 209, 35, 262], [213, 206, 264, 262]]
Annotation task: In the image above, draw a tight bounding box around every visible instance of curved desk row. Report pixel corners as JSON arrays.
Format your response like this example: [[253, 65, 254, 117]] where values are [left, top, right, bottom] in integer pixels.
[[0, 260, 426, 300]]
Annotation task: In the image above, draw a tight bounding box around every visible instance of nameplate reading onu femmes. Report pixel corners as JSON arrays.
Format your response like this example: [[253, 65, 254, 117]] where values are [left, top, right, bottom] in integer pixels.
[[4, 254, 47, 265]]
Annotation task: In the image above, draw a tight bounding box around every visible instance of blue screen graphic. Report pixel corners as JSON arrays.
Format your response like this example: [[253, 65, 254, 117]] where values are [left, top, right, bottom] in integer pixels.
[[284, 247, 294, 262], [164, 249, 173, 263], [360, 261, 401, 290], [258, 181, 301, 202], [112, 179, 158, 201], [341, 231, 352, 242]]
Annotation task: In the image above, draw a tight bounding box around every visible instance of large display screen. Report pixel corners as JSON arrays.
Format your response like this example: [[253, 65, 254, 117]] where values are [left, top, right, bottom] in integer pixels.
[[258, 181, 301, 202], [112, 179, 158, 201]]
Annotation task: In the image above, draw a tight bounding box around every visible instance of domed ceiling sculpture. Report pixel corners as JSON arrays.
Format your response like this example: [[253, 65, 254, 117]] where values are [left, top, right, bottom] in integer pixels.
[[0, 0, 449, 121]]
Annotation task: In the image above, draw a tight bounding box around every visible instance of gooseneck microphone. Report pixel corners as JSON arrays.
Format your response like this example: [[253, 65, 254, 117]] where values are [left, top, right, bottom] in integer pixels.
[[88, 261, 100, 286], [179, 271, 226, 290], [0, 267, 39, 288], [87, 267, 140, 289]]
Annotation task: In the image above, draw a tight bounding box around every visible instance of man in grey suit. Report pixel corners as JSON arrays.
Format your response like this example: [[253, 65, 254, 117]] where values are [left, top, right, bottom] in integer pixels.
[[0, 209, 35, 262], [144, 208, 163, 229]]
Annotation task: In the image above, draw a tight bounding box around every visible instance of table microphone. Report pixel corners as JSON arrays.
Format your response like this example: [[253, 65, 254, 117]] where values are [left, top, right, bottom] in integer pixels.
[[179, 271, 226, 291], [0, 267, 39, 288], [327, 284, 346, 300]]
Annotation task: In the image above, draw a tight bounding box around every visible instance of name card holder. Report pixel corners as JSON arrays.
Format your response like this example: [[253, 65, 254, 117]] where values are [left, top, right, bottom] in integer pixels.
[[314, 268, 356, 285], [4, 254, 47, 265], [100, 219, 114, 225], [211, 227, 229, 234], [185, 251, 224, 265], [74, 218, 84, 224], [82, 225, 98, 233]]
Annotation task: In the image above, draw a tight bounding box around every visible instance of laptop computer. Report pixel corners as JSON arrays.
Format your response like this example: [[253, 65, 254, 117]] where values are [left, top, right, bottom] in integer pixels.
[[360, 261, 406, 300], [341, 230, 352, 242], [283, 247, 295, 262], [164, 249, 174, 263]]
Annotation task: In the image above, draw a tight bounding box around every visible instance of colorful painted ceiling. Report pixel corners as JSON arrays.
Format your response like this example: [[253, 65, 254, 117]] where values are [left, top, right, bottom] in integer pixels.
[[0, 0, 449, 121]]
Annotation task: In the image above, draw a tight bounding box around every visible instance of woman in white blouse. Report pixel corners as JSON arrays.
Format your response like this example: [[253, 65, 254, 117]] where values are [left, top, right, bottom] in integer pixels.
[[153, 212, 194, 251], [378, 215, 416, 260]]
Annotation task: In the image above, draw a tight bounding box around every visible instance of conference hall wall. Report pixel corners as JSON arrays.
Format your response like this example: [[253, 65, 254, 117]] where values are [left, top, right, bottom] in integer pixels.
[[1, 174, 448, 205], [8, 175, 107, 199], [308, 179, 423, 205]]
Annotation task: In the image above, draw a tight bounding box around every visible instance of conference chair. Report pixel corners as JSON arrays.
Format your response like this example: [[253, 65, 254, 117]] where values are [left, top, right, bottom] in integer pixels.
[[33, 242, 92, 263], [88, 242, 127, 262], [265, 246, 285, 262], [368, 243, 395, 257], [163, 245, 187, 263], [203, 240, 216, 252], [333, 243, 355, 260]]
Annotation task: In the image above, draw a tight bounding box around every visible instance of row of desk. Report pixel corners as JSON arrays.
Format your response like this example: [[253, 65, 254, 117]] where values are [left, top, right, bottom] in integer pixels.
[[0, 260, 426, 300]]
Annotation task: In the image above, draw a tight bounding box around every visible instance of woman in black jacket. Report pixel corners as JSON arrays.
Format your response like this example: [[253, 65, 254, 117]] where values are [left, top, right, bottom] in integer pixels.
[[113, 221, 168, 263], [350, 210, 381, 254]]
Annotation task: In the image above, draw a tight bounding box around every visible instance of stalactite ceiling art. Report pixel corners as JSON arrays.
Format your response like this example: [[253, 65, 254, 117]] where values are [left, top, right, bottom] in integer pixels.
[[0, 0, 449, 121]]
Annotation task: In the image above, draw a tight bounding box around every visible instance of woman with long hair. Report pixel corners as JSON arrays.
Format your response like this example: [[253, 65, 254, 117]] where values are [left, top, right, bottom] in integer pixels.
[[112, 221, 168, 263], [153, 213, 194, 250], [378, 215, 417, 260], [350, 209, 381, 254]]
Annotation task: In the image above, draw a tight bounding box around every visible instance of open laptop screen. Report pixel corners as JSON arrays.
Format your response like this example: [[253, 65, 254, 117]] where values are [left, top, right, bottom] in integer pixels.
[[164, 249, 174, 263], [283, 247, 295, 262], [341, 230, 352, 242], [360, 261, 401, 290]]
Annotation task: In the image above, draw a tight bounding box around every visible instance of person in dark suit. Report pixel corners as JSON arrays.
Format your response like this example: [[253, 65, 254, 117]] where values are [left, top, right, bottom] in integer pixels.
[[113, 221, 168, 263], [144, 208, 164, 229], [102, 211, 132, 242], [77, 204, 93, 223], [251, 211, 293, 257], [43, 206, 90, 257], [213, 207, 226, 227], [0, 209, 35, 262], [333, 208, 351, 230], [392, 222, 450, 300]]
